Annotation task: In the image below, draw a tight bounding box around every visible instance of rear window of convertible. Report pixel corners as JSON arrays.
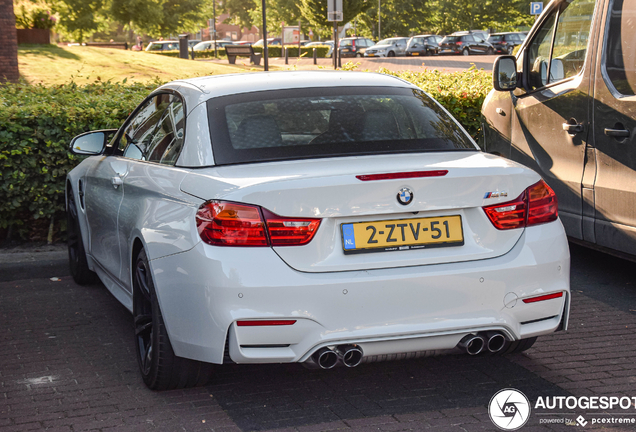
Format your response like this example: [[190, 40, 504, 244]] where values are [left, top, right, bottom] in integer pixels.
[[206, 86, 477, 165]]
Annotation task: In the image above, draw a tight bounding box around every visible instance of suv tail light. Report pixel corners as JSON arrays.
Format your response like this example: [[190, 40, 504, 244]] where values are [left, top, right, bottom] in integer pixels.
[[196, 201, 321, 247], [456, 41, 463, 45], [483, 180, 558, 230]]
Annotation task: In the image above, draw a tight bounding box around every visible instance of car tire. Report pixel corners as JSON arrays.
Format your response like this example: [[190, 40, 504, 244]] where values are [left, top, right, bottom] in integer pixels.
[[507, 46, 514, 55], [133, 249, 214, 390], [388, 51, 395, 57], [462, 48, 470, 56], [356, 53, 362, 58], [487, 47, 494, 55], [423, 49, 429, 56], [501, 337, 537, 355], [67, 187, 96, 285]]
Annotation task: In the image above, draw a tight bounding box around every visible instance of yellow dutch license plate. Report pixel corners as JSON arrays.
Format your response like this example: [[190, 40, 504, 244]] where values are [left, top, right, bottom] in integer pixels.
[[412, 52, 420, 55], [368, 54, 375, 56], [341, 215, 463, 254]]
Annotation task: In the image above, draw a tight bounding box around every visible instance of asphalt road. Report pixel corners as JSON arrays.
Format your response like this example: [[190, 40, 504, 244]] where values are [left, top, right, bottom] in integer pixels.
[[215, 54, 496, 73], [1, 243, 636, 431]]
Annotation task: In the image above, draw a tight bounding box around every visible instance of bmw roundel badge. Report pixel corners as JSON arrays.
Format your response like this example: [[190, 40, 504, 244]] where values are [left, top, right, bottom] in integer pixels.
[[397, 187, 413, 205]]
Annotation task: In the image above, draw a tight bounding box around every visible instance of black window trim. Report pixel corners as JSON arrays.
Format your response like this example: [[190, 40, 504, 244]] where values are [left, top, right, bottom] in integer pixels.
[[521, 0, 599, 96], [205, 86, 478, 167], [106, 88, 188, 167], [600, 0, 636, 101]]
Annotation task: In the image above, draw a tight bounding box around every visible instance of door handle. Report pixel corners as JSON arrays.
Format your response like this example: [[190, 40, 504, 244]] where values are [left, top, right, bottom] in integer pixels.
[[562, 122, 583, 134], [111, 177, 123, 189], [604, 128, 630, 138]]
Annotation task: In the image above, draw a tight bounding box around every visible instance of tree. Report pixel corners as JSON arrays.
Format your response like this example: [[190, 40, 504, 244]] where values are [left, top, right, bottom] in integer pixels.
[[299, 0, 371, 39], [356, 0, 432, 39], [110, 0, 206, 37], [220, 0, 256, 30], [53, 0, 106, 42]]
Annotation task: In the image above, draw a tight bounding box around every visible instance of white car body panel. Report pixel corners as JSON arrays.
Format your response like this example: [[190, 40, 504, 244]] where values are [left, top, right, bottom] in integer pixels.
[[65, 71, 571, 369], [179, 153, 538, 272], [151, 221, 569, 364]]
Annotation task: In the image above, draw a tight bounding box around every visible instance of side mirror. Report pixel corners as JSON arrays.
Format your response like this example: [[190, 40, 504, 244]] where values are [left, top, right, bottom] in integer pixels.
[[540, 58, 565, 83], [493, 55, 518, 91], [69, 130, 116, 155]]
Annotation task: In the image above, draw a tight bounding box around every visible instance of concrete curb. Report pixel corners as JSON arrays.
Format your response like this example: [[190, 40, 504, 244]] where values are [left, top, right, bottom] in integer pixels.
[[0, 244, 69, 282]]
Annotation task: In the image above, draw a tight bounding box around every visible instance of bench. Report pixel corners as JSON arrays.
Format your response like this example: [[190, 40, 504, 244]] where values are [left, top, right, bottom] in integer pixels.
[[225, 45, 262, 66], [85, 42, 129, 50]]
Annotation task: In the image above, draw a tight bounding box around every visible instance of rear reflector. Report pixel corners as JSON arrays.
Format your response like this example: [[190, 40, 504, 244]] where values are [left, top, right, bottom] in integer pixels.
[[483, 180, 558, 230], [196, 201, 321, 247], [356, 170, 448, 181], [522, 292, 564, 304], [236, 320, 297, 326]]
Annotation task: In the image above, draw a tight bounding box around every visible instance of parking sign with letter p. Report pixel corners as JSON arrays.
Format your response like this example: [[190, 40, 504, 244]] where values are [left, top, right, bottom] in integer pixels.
[[530, 2, 544, 15]]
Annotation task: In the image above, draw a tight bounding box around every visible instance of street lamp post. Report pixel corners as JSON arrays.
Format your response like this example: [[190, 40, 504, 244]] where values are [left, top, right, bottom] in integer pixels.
[[262, 0, 268, 71], [212, 0, 217, 58], [378, 0, 381, 40]]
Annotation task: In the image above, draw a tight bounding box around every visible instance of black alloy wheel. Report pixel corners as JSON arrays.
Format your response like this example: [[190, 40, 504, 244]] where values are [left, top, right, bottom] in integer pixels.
[[462, 48, 470, 56], [388, 51, 395, 57], [507, 46, 514, 55], [67, 187, 96, 285], [133, 249, 214, 390], [487, 47, 494, 55]]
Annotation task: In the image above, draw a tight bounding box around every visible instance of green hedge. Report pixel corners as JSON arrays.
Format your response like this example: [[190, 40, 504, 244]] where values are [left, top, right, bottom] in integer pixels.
[[0, 80, 154, 240], [375, 66, 493, 141], [0, 68, 490, 240], [148, 45, 331, 59]]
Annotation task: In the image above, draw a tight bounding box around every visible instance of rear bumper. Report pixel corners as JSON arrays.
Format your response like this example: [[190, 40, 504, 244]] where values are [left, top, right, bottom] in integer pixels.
[[150, 221, 570, 365]]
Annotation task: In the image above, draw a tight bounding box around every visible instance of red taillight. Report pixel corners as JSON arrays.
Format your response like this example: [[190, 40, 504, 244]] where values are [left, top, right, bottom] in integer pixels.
[[196, 201, 268, 246], [356, 170, 448, 181], [196, 201, 321, 247], [236, 320, 297, 326], [456, 41, 463, 45], [522, 292, 563, 304], [483, 180, 558, 230], [526, 180, 559, 226], [262, 209, 321, 246]]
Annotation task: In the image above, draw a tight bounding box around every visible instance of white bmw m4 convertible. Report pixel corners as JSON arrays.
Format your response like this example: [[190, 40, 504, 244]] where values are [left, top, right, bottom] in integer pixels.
[[66, 71, 570, 390]]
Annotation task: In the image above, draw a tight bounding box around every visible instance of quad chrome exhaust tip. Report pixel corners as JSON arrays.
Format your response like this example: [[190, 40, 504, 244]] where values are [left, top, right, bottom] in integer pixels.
[[485, 331, 507, 353], [458, 334, 486, 355], [336, 345, 364, 368], [312, 347, 338, 369]]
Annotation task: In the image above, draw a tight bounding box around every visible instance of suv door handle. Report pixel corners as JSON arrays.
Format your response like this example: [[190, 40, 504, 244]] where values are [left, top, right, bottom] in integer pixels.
[[604, 128, 630, 138], [562, 122, 583, 134]]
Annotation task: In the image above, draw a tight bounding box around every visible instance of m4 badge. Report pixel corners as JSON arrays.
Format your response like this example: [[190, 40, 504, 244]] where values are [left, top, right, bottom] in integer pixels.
[[484, 191, 508, 199]]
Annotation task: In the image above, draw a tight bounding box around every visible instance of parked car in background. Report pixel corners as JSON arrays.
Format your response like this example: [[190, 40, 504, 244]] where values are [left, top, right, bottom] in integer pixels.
[[440, 33, 494, 55], [193, 40, 233, 51], [482, 0, 636, 259], [305, 40, 334, 57], [145, 41, 180, 52], [453, 30, 490, 41], [487, 32, 525, 55], [253, 38, 282, 47], [364, 37, 410, 57], [406, 34, 443, 56], [339, 37, 375, 57], [188, 40, 202, 48], [66, 71, 569, 390]]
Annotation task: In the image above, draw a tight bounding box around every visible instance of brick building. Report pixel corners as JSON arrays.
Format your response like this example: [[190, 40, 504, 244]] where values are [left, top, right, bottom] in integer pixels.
[[0, 0, 19, 82], [201, 13, 260, 42]]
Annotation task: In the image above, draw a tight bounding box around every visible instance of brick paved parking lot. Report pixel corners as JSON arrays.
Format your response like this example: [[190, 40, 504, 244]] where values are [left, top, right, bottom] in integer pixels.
[[1, 243, 636, 431]]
